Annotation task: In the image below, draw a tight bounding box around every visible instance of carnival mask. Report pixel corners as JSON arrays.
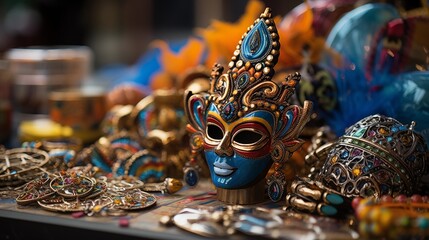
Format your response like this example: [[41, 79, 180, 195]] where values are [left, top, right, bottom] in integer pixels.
[[185, 8, 312, 204]]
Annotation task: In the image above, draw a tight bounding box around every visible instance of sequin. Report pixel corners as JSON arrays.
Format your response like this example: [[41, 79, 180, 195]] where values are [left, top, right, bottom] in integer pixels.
[[353, 127, 367, 138], [351, 149, 362, 157], [378, 127, 389, 135], [352, 167, 362, 176], [340, 150, 349, 159]]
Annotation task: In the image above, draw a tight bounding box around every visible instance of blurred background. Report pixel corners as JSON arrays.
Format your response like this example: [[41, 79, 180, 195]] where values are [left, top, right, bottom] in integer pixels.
[[0, 0, 301, 68], [0, 0, 302, 147], [1, 0, 428, 150]]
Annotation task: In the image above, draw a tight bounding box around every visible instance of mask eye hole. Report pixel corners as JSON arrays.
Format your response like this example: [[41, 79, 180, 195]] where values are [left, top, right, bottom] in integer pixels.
[[233, 130, 263, 145], [207, 124, 224, 141]]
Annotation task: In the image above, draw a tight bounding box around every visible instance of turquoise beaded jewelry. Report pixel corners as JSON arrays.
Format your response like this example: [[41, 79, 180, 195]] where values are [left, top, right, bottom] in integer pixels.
[[285, 177, 352, 218]]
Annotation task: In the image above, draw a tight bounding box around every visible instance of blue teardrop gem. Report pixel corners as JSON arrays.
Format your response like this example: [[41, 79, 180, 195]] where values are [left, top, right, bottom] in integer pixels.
[[184, 167, 199, 186], [240, 21, 272, 63]]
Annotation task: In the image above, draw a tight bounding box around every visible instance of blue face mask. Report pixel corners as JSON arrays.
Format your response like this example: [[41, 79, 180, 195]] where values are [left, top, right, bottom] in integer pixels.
[[203, 104, 275, 189], [184, 8, 312, 204]]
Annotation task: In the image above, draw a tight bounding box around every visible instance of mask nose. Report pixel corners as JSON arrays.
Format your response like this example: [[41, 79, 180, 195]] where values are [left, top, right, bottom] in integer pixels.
[[214, 131, 234, 157]]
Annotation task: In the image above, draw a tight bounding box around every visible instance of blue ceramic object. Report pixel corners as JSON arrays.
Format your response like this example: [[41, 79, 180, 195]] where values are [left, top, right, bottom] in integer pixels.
[[323, 3, 400, 73]]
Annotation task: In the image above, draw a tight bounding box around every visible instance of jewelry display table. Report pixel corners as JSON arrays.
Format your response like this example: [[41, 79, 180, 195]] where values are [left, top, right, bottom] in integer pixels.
[[0, 179, 358, 240], [0, 181, 226, 240]]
